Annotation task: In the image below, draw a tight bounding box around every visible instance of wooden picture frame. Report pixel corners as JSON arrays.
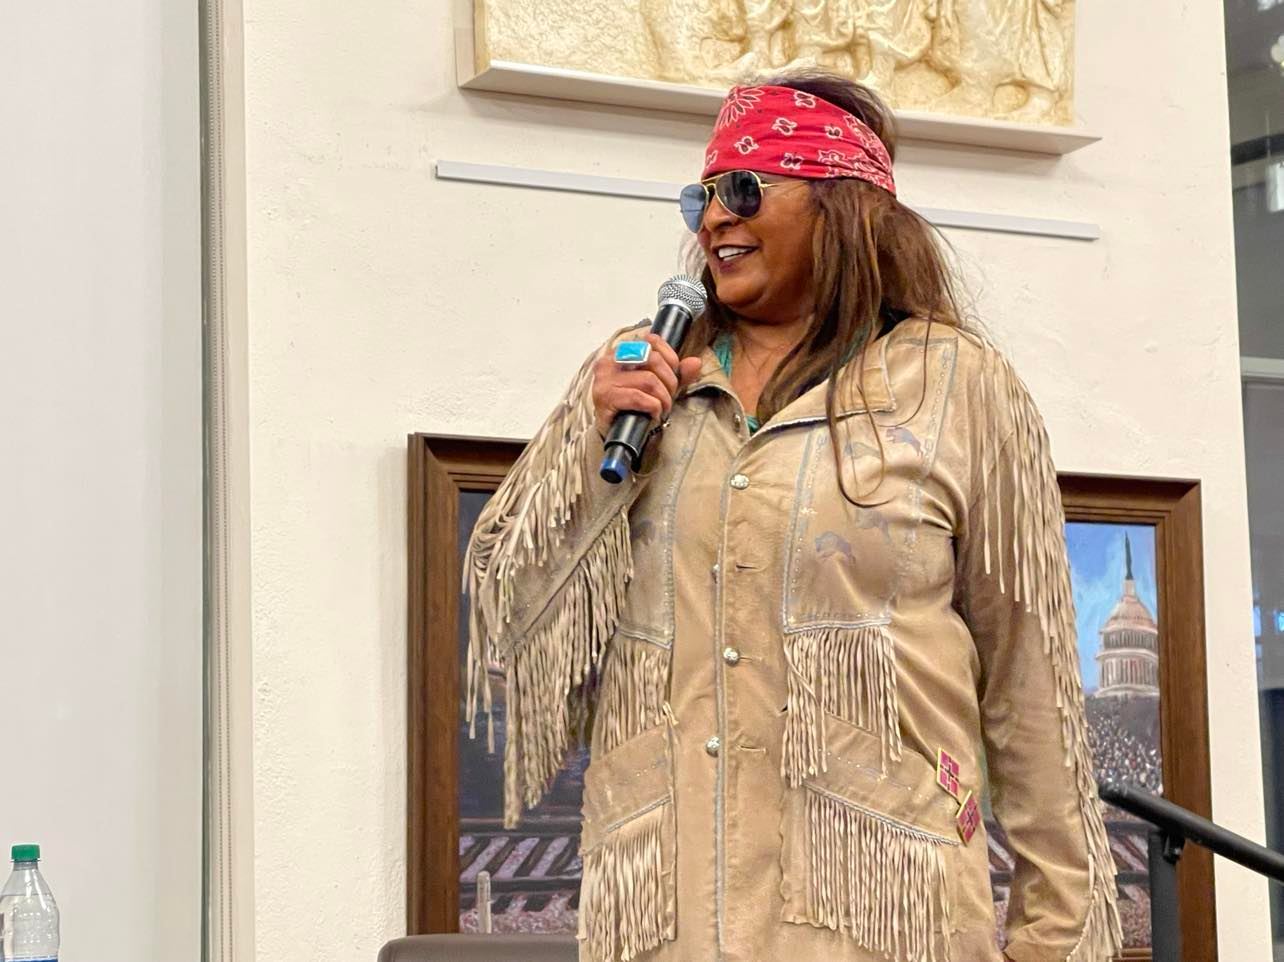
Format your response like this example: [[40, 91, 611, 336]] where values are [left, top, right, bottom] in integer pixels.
[[1059, 474, 1216, 961], [407, 433, 1216, 960], [407, 433, 526, 935]]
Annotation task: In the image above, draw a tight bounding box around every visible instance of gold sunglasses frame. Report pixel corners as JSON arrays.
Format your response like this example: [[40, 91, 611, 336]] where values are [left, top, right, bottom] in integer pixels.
[[680, 170, 801, 233], [692, 170, 786, 220]]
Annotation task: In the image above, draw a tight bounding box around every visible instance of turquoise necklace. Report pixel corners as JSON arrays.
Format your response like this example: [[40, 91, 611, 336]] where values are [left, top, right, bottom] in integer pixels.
[[713, 323, 885, 437], [712, 332, 761, 434]]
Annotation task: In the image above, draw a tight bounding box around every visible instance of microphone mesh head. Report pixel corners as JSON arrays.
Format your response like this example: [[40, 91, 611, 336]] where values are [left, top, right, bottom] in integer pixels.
[[657, 274, 707, 318]]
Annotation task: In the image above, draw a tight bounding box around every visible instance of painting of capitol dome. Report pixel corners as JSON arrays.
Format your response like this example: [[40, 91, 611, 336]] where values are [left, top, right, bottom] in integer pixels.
[[1095, 534, 1161, 698], [1072, 523, 1163, 948]]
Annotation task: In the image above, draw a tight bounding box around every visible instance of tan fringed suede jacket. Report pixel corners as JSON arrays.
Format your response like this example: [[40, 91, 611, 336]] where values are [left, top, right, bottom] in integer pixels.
[[465, 318, 1123, 962]]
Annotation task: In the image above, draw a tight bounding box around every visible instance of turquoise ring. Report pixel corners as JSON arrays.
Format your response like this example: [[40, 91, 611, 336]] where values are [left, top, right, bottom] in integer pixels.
[[614, 340, 652, 367]]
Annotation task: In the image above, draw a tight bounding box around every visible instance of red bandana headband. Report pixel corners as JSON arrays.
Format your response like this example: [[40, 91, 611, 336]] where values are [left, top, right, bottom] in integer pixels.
[[702, 85, 896, 196]]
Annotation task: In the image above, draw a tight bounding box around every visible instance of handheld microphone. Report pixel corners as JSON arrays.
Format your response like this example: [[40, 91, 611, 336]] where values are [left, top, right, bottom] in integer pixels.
[[600, 275, 707, 484]]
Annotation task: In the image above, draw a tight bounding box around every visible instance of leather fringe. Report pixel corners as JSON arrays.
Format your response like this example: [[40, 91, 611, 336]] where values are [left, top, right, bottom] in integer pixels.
[[499, 509, 632, 827], [1067, 878, 1124, 962], [803, 786, 952, 962], [978, 344, 1123, 960], [781, 623, 902, 786], [578, 799, 673, 962], [464, 352, 598, 752], [462, 346, 638, 824], [594, 639, 671, 757]]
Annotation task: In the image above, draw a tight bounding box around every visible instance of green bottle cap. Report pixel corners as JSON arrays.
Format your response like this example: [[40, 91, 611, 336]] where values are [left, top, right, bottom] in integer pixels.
[[11, 844, 40, 862]]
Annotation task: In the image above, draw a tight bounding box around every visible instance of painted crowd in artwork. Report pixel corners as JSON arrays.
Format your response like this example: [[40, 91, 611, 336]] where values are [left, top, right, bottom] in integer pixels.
[[456, 493, 1162, 950]]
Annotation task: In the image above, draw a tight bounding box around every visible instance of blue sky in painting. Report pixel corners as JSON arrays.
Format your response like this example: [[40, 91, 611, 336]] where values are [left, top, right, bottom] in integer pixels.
[[1065, 522, 1158, 693]]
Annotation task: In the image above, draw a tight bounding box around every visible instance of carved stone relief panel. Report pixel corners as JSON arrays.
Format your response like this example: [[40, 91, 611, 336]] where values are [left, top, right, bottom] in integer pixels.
[[474, 0, 1075, 125]]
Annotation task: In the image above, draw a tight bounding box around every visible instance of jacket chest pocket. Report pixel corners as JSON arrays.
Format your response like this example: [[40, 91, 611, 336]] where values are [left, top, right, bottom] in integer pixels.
[[578, 722, 677, 961], [783, 425, 924, 629], [779, 423, 939, 783], [779, 714, 960, 962], [783, 334, 956, 631]]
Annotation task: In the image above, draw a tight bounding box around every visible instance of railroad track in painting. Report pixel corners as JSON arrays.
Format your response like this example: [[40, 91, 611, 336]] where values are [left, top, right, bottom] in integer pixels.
[[460, 817, 582, 913]]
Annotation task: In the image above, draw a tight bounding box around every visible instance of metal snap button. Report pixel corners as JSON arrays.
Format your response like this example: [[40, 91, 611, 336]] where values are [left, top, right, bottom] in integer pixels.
[[704, 735, 721, 757], [729, 473, 749, 490], [722, 646, 741, 666]]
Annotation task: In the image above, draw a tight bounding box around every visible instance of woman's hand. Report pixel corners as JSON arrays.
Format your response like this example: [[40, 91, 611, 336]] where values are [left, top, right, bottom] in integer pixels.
[[592, 333, 704, 439]]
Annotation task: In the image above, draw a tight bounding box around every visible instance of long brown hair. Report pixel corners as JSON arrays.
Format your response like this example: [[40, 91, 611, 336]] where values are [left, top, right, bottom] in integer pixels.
[[683, 70, 969, 503]]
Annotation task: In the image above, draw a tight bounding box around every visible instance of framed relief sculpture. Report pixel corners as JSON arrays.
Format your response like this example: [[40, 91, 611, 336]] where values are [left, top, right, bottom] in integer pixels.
[[408, 435, 1214, 959], [456, 0, 1084, 135]]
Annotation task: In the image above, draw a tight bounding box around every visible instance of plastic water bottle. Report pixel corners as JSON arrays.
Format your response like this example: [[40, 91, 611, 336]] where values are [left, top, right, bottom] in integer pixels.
[[0, 845, 59, 961]]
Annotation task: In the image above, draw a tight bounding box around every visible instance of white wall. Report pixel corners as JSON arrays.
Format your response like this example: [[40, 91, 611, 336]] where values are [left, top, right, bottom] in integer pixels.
[[0, 1, 203, 960], [240, 0, 1269, 958]]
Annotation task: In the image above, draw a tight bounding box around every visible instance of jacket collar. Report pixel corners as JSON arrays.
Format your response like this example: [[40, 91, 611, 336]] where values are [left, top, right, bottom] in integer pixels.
[[680, 324, 896, 428]]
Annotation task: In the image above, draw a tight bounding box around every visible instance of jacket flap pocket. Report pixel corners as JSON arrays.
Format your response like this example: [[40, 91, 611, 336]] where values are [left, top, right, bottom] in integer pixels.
[[811, 713, 957, 841], [578, 722, 677, 960], [581, 721, 673, 850], [779, 714, 959, 962]]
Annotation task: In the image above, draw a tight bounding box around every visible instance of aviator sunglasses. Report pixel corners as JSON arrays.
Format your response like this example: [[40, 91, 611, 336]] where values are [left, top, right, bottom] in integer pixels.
[[679, 169, 786, 233]]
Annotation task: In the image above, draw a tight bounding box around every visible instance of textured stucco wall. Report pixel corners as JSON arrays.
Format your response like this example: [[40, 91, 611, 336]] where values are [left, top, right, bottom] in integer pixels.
[[242, 0, 1267, 958]]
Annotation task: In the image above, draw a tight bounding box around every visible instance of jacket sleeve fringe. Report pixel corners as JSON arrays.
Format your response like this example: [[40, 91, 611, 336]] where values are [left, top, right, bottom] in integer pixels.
[[976, 342, 1123, 960], [500, 508, 632, 826], [464, 334, 640, 825]]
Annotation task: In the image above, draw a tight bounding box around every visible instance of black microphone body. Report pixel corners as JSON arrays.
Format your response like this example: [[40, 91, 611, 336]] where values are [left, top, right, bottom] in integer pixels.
[[600, 276, 707, 484]]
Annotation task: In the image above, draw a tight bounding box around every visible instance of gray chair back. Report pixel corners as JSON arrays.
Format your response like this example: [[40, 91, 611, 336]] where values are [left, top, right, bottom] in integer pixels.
[[377, 934, 578, 962]]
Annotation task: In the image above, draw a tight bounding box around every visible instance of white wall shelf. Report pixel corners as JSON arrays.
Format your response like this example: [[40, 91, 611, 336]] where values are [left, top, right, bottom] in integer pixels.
[[457, 59, 1102, 157]]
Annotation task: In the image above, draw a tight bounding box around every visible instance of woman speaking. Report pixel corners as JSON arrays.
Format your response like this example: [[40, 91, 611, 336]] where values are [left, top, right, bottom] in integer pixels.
[[465, 71, 1122, 962]]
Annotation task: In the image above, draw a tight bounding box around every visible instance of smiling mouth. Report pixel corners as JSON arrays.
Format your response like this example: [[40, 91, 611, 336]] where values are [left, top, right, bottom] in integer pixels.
[[714, 244, 757, 265]]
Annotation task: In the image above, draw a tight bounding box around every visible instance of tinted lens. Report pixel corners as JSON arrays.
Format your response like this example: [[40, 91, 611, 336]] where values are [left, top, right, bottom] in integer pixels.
[[679, 183, 709, 232], [715, 170, 763, 219]]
